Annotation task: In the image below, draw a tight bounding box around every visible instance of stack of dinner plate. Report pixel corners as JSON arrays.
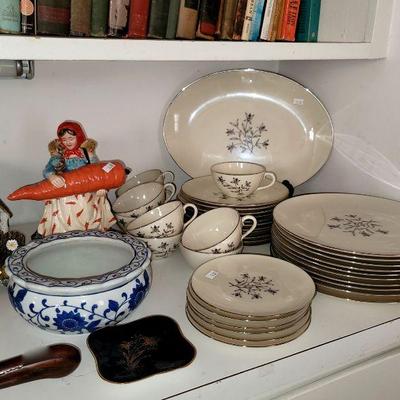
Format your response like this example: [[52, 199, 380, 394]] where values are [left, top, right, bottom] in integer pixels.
[[271, 193, 400, 302], [178, 176, 289, 246], [186, 254, 315, 347]]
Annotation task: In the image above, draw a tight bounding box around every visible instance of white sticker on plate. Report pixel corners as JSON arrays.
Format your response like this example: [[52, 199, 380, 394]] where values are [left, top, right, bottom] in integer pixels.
[[205, 271, 219, 280], [102, 162, 116, 173], [293, 98, 304, 105]]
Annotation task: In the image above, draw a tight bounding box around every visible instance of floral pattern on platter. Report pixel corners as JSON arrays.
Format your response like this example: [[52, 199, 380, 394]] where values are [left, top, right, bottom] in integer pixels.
[[327, 214, 389, 237], [216, 176, 253, 197], [226, 113, 269, 154], [229, 273, 278, 299], [7, 270, 151, 334], [211, 242, 236, 254]]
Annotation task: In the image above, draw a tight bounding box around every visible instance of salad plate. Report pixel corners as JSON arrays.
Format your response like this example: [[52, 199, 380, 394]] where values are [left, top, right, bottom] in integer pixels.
[[163, 69, 333, 187]]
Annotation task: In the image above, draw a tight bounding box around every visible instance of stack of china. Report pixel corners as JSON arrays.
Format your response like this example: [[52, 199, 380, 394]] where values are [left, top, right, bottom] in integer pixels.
[[126, 201, 198, 259], [180, 208, 255, 269], [178, 174, 289, 246], [112, 169, 176, 229], [271, 193, 400, 303], [186, 254, 315, 347]]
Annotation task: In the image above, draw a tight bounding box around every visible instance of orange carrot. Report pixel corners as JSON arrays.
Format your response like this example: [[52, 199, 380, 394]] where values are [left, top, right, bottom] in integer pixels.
[[8, 161, 127, 201]]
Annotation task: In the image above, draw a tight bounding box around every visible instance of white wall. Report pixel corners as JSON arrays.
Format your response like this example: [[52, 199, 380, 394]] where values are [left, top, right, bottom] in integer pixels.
[[0, 60, 278, 225], [279, 0, 400, 201]]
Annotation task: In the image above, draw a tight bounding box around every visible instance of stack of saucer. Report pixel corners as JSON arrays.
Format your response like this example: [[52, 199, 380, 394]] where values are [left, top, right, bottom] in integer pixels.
[[271, 193, 400, 302], [186, 254, 315, 347], [178, 176, 289, 246]]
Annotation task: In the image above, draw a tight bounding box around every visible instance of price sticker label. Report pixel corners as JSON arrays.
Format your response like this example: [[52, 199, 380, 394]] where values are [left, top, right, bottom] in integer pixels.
[[205, 271, 219, 280], [102, 162, 116, 173], [293, 98, 304, 105]]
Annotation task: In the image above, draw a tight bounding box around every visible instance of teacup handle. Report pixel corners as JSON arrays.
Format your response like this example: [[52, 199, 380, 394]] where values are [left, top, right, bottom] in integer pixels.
[[164, 182, 176, 202], [183, 203, 198, 228], [161, 170, 175, 184], [241, 215, 258, 240], [257, 172, 276, 191]]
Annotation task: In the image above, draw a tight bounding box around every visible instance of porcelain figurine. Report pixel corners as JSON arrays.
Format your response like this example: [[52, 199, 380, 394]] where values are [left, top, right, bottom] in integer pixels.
[[8, 121, 127, 236]]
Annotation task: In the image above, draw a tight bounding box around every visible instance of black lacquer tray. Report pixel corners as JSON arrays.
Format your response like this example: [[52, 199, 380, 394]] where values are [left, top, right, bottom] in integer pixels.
[[87, 315, 196, 383]]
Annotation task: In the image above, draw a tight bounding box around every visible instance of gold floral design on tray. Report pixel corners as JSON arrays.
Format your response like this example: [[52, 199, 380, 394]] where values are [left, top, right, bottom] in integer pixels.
[[229, 273, 278, 299], [226, 113, 269, 154], [327, 214, 389, 237]]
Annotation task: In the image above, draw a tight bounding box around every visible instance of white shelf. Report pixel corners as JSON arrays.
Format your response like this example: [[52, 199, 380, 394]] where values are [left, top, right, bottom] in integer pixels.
[[0, 36, 389, 61]]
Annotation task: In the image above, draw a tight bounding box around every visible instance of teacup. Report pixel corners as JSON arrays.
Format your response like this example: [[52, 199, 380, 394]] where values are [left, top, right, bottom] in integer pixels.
[[140, 233, 182, 259], [126, 201, 198, 238], [211, 161, 276, 198], [116, 169, 175, 197], [181, 208, 257, 254], [112, 182, 176, 215]]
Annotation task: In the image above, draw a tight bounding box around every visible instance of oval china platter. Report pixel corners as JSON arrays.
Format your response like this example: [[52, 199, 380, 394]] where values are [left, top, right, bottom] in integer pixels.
[[163, 69, 333, 187]]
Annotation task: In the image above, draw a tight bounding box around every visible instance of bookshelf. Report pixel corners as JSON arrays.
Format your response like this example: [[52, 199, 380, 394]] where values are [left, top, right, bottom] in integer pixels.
[[0, 0, 394, 61]]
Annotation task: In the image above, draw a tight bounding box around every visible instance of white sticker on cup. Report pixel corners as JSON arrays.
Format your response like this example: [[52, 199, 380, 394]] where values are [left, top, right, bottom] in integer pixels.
[[102, 162, 116, 173], [205, 271, 219, 280], [293, 98, 304, 105]]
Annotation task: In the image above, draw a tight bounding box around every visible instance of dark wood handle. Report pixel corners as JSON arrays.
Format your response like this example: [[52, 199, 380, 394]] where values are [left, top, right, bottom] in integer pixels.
[[0, 344, 81, 389]]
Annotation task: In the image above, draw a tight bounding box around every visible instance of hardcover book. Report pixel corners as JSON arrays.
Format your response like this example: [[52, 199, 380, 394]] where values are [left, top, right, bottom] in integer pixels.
[[127, 0, 151, 38], [148, 0, 171, 39], [248, 0, 266, 41], [0, 0, 20, 34], [220, 0, 239, 40], [260, 0, 276, 40], [196, 0, 221, 39], [91, 0, 109, 37], [21, 0, 36, 35], [232, 0, 247, 40], [165, 0, 180, 39], [70, 0, 92, 36], [241, 0, 255, 41], [269, 0, 284, 41], [37, 0, 70, 36], [176, 0, 200, 39], [277, 0, 301, 41], [296, 0, 320, 42], [108, 0, 130, 37]]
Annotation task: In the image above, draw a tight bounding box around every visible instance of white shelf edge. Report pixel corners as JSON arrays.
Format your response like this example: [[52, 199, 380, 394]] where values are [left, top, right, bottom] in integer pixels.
[[0, 36, 387, 61]]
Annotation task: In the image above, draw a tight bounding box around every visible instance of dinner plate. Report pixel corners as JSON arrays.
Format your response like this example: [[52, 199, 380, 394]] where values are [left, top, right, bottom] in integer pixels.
[[273, 193, 400, 257], [191, 254, 315, 316], [180, 176, 289, 208], [163, 69, 333, 187]]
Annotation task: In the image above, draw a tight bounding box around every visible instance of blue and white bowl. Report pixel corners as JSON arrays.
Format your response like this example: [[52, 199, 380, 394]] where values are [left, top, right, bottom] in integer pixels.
[[5, 230, 152, 334]]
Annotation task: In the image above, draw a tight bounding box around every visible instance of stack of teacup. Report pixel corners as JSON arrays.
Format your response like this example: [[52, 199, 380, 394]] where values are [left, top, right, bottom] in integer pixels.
[[126, 201, 198, 258], [180, 207, 257, 269], [112, 169, 176, 229]]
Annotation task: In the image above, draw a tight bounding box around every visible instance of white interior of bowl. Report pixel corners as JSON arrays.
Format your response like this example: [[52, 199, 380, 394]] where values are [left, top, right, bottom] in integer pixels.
[[25, 237, 134, 279], [113, 182, 163, 213], [182, 208, 239, 250], [211, 162, 264, 175], [127, 201, 180, 230]]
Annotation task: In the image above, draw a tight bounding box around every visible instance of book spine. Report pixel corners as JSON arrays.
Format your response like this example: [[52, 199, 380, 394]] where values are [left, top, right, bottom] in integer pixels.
[[215, 0, 225, 37], [296, 0, 320, 42], [220, 0, 239, 40], [20, 0, 36, 34], [165, 0, 180, 39], [241, 0, 255, 41], [127, 0, 151, 38], [36, 0, 70, 36], [232, 0, 247, 40], [0, 0, 21, 33], [175, 0, 200, 39], [260, 0, 276, 40], [248, 0, 265, 41], [108, 0, 130, 37], [70, 0, 91, 36], [270, 0, 284, 41], [148, 0, 170, 39], [91, 0, 109, 37], [277, 0, 301, 41], [197, 0, 221, 38]]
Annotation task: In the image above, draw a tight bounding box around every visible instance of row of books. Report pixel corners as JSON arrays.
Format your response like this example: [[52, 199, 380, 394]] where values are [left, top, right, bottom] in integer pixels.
[[0, 0, 321, 42]]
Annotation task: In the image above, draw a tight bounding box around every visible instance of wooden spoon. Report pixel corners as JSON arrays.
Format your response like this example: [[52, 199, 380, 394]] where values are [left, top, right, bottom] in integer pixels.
[[0, 344, 81, 389]]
